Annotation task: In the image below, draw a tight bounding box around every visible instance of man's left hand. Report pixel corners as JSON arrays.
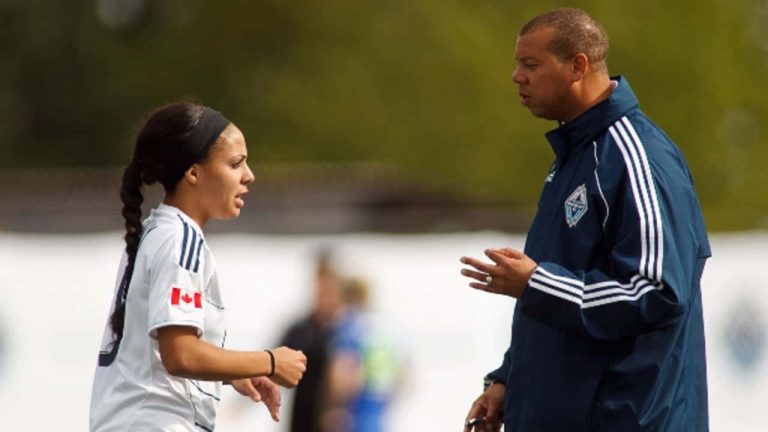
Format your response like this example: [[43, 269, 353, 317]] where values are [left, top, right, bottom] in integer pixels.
[[460, 248, 537, 298]]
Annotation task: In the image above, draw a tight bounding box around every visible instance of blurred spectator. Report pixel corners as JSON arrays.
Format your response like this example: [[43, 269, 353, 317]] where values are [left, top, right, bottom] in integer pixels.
[[322, 277, 403, 432], [279, 247, 343, 432]]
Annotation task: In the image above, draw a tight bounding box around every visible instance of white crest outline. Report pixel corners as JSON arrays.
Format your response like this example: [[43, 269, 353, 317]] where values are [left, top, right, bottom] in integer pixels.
[[564, 184, 588, 228]]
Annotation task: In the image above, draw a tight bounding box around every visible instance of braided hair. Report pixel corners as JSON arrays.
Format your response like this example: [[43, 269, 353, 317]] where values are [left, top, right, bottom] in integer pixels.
[[109, 102, 207, 344]]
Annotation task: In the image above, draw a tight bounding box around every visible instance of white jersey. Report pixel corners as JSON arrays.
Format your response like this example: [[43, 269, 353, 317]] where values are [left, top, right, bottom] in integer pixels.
[[90, 204, 226, 431]]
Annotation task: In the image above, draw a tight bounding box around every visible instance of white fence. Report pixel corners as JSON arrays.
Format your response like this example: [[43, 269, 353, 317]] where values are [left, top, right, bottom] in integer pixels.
[[0, 232, 765, 431]]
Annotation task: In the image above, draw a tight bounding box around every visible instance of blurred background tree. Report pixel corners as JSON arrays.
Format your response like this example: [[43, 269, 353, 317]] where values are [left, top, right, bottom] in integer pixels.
[[1, 0, 766, 230]]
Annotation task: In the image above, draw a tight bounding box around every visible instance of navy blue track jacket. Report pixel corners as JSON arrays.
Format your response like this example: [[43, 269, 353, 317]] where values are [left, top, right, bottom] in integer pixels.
[[487, 77, 711, 431]]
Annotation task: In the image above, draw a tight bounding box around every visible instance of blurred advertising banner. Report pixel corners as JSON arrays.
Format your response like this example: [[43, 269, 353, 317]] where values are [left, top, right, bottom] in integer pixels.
[[0, 232, 765, 431]]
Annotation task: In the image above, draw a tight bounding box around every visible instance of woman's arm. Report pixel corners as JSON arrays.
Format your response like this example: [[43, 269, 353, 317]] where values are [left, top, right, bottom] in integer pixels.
[[157, 325, 306, 387]]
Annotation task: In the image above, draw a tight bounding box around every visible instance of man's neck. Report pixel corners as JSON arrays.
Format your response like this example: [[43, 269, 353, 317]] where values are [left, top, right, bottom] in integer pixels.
[[562, 74, 613, 123]]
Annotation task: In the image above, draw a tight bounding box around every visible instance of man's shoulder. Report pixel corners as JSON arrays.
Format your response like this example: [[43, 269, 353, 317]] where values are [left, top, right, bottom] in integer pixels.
[[596, 111, 678, 161], [592, 110, 696, 198]]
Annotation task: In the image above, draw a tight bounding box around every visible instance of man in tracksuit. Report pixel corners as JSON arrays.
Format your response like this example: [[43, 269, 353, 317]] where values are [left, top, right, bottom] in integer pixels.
[[460, 8, 710, 431]]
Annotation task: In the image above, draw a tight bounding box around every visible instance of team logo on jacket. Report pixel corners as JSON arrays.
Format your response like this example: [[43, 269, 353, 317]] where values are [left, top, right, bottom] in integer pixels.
[[545, 161, 557, 183], [564, 184, 588, 228]]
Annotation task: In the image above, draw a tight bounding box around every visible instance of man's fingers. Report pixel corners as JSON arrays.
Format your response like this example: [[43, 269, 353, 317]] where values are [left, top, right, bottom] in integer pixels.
[[497, 247, 523, 258], [484, 249, 508, 265], [469, 282, 494, 292], [485, 399, 499, 422], [465, 396, 487, 431], [461, 268, 490, 282], [483, 388, 502, 431], [460, 256, 494, 274]]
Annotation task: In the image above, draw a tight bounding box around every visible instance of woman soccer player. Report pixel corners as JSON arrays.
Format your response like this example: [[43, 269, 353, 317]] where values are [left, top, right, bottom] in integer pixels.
[[90, 102, 307, 431]]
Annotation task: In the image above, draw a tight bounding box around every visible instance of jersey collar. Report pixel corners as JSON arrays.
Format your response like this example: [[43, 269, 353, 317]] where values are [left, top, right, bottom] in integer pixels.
[[153, 203, 205, 237], [545, 75, 640, 160]]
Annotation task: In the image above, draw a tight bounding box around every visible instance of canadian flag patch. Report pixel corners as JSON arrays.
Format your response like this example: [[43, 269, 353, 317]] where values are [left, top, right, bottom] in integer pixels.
[[170, 287, 202, 309]]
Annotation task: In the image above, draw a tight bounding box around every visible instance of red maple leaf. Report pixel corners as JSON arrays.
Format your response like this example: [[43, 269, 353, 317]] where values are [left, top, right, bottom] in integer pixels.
[[181, 293, 193, 304]]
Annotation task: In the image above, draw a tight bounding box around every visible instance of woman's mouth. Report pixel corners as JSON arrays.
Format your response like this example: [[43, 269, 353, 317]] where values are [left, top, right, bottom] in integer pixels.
[[234, 192, 247, 208]]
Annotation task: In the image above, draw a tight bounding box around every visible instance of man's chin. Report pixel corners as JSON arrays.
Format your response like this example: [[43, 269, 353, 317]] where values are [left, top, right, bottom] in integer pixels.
[[528, 107, 559, 121], [527, 108, 548, 119]]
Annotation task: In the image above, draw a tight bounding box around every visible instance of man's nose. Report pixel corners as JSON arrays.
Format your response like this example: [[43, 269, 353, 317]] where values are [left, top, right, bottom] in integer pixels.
[[511, 68, 524, 84]]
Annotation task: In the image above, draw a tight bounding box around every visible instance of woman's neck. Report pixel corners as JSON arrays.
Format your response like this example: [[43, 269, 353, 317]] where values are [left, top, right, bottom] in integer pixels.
[[163, 194, 208, 229]]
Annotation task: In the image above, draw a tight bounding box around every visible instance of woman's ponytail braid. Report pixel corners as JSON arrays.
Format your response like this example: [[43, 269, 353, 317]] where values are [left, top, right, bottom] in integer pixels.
[[106, 102, 206, 346], [109, 161, 144, 342]]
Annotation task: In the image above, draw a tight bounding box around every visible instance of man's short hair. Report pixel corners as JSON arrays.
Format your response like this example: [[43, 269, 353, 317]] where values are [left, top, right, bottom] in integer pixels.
[[521, 8, 609, 72]]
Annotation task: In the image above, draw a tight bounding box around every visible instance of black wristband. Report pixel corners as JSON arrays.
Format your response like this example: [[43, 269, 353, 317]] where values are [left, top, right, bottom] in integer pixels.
[[265, 350, 276, 377]]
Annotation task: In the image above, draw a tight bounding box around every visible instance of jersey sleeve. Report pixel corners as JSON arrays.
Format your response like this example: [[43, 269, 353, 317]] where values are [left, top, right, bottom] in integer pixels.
[[518, 118, 709, 341], [146, 229, 206, 338]]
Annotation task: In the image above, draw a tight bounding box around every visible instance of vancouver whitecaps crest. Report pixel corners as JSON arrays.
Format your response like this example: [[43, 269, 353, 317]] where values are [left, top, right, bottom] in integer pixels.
[[564, 184, 588, 228]]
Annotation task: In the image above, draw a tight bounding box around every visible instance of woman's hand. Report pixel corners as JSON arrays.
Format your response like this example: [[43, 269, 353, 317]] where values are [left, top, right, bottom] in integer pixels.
[[231, 377, 282, 422], [269, 346, 307, 388]]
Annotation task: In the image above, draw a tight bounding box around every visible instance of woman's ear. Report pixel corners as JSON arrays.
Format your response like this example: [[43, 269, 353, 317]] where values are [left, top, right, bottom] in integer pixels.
[[183, 164, 200, 185]]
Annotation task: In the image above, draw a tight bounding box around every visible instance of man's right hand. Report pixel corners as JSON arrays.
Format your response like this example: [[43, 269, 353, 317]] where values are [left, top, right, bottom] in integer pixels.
[[269, 346, 307, 388], [464, 383, 504, 432]]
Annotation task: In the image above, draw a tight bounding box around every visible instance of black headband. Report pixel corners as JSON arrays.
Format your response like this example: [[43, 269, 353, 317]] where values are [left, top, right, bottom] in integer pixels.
[[164, 107, 231, 186]]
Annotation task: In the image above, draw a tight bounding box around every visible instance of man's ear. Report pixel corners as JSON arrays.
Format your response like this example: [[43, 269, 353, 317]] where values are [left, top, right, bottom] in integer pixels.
[[572, 53, 589, 81], [183, 164, 200, 185]]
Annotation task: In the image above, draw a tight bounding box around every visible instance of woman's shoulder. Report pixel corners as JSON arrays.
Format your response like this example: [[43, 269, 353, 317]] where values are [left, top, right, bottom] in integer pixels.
[[144, 206, 203, 242], [141, 208, 207, 272]]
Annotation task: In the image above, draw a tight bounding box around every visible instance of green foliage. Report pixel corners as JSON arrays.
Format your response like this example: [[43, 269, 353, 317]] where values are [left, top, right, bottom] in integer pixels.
[[0, 0, 765, 230]]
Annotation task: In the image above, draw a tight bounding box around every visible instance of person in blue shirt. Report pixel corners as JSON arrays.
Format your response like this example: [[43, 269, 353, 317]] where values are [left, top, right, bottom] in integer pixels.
[[460, 8, 710, 431], [323, 277, 402, 432]]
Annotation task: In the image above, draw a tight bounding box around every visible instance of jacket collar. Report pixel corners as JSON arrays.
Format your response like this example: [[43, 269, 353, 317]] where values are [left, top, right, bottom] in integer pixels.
[[545, 75, 639, 160]]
